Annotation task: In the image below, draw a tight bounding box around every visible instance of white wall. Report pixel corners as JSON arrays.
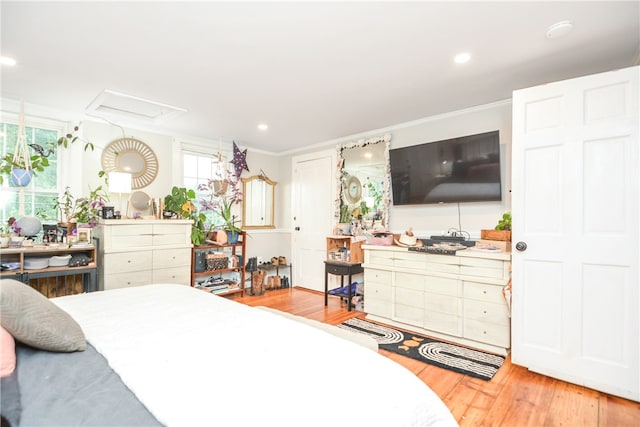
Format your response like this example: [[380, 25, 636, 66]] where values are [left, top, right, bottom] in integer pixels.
[[284, 100, 513, 239]]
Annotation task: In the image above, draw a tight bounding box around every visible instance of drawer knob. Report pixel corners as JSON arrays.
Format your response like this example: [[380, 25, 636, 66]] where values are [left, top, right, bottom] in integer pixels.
[[483, 290, 487, 294], [483, 310, 487, 314]]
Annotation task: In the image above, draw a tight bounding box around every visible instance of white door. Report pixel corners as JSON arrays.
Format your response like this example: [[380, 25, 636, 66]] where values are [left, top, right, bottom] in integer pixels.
[[512, 66, 639, 401], [291, 150, 335, 292]]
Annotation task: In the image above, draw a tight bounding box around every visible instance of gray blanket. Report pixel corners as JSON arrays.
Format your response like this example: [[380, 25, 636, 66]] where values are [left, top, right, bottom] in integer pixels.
[[1, 343, 162, 427]]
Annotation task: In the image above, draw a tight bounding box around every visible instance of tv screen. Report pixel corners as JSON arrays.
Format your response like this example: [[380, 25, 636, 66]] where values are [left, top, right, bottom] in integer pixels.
[[390, 130, 502, 205]]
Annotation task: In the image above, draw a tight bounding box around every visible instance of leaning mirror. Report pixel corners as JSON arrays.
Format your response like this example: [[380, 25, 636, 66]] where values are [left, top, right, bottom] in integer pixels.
[[335, 134, 391, 231], [242, 175, 277, 229]]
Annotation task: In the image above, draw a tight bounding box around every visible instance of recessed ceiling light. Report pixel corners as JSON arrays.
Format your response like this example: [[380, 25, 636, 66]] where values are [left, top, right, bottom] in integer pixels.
[[0, 56, 17, 66], [257, 123, 268, 131], [546, 20, 574, 39], [454, 52, 471, 64]]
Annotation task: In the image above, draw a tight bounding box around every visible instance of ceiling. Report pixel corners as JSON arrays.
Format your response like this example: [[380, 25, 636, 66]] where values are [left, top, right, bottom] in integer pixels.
[[1, 1, 638, 154]]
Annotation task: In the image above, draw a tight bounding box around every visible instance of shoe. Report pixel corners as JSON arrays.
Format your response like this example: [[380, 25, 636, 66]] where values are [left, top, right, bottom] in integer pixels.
[[271, 256, 278, 265], [278, 256, 287, 266]]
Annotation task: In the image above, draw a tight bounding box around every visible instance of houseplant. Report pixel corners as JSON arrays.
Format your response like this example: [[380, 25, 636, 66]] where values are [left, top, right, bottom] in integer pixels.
[[197, 177, 243, 244], [481, 211, 512, 241], [163, 186, 207, 246], [0, 122, 93, 186]]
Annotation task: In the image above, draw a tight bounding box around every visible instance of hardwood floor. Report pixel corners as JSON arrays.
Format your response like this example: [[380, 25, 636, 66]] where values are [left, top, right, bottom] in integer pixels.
[[235, 287, 640, 427]]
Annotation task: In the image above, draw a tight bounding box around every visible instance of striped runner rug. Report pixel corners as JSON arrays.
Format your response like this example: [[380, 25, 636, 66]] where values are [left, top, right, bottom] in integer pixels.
[[338, 318, 505, 381]]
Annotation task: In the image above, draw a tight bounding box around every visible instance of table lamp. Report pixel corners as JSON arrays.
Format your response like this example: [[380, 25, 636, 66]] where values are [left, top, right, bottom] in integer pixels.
[[108, 172, 132, 218]]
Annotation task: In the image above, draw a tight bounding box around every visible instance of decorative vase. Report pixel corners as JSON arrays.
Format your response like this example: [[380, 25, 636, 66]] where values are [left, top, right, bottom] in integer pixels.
[[15, 216, 42, 237], [0, 236, 9, 248], [226, 230, 240, 244], [10, 168, 33, 186]]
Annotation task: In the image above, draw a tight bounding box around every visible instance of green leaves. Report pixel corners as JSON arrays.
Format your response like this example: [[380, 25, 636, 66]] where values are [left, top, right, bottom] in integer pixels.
[[494, 211, 512, 231]]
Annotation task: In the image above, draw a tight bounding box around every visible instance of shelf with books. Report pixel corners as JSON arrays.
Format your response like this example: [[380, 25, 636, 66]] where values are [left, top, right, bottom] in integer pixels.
[[190, 232, 246, 297]]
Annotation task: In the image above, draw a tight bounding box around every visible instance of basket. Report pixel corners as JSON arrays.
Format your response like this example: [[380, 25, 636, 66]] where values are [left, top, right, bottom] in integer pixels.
[[206, 253, 229, 271]]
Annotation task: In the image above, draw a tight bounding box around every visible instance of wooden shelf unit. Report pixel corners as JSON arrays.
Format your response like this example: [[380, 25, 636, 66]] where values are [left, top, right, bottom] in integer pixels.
[[326, 236, 363, 263], [0, 244, 98, 296], [191, 231, 246, 297]]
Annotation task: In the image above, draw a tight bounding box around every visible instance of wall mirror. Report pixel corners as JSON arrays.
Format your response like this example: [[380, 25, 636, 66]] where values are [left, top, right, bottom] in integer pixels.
[[101, 137, 159, 189], [242, 175, 277, 229], [335, 134, 391, 231]]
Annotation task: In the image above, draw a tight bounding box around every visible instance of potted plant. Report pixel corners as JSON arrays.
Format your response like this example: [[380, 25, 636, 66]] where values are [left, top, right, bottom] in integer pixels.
[[0, 153, 49, 186], [215, 198, 243, 244], [481, 211, 512, 241], [0, 123, 93, 186], [163, 186, 207, 246]]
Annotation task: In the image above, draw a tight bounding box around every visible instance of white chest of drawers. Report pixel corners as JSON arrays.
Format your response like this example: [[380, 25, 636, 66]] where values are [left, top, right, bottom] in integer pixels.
[[94, 220, 193, 290], [363, 245, 511, 355]]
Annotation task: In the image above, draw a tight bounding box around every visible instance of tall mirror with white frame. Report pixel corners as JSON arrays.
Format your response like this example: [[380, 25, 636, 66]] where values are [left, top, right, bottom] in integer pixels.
[[242, 175, 277, 229], [335, 134, 391, 233]]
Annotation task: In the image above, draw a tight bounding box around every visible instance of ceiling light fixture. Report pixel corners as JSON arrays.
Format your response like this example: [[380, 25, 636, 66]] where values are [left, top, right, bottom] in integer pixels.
[[546, 20, 574, 39], [0, 56, 17, 66], [454, 52, 471, 64], [258, 124, 268, 131]]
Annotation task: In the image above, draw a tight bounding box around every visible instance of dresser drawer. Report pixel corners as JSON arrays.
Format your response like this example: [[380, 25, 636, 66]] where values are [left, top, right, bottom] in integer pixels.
[[394, 286, 423, 308], [463, 299, 510, 326], [152, 224, 190, 245], [395, 272, 425, 291], [424, 312, 462, 337], [153, 267, 190, 285], [104, 270, 152, 290], [464, 281, 506, 305], [393, 303, 423, 328], [393, 252, 427, 270], [424, 275, 462, 296], [103, 251, 152, 273], [367, 251, 394, 267], [464, 319, 510, 347], [364, 268, 391, 284], [459, 257, 508, 279], [110, 224, 153, 237], [365, 280, 391, 302], [425, 292, 462, 316], [364, 297, 392, 318], [153, 248, 190, 267]]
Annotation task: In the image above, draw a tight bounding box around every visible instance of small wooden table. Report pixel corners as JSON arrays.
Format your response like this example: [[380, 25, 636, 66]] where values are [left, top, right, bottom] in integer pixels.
[[324, 260, 363, 311]]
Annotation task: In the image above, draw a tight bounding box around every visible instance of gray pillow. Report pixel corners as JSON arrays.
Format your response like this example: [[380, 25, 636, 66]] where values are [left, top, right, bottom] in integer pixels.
[[0, 279, 86, 352]]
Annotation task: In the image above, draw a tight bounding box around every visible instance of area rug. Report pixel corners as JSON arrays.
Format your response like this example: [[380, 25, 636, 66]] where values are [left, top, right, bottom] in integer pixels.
[[338, 318, 505, 381]]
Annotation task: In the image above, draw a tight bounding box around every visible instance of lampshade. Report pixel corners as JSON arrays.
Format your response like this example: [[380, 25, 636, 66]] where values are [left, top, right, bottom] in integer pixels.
[[109, 172, 132, 193]]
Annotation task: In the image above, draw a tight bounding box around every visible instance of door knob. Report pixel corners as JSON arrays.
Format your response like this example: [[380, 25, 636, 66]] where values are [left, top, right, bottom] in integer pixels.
[[515, 241, 527, 252]]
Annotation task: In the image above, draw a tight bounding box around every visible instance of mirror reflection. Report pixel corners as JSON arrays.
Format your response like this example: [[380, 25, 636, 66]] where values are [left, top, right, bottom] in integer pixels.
[[336, 135, 390, 233], [242, 175, 276, 229]]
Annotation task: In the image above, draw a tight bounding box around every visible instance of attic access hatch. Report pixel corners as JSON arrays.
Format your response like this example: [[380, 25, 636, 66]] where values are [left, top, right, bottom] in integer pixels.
[[85, 89, 187, 123]]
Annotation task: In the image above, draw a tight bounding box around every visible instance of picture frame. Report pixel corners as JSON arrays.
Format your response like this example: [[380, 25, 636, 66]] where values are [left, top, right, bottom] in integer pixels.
[[102, 206, 115, 219], [76, 227, 92, 244]]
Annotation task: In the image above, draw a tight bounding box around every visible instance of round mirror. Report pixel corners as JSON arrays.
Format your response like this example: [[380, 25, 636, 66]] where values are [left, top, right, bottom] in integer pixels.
[[130, 190, 151, 211], [101, 137, 159, 189], [117, 151, 146, 175]]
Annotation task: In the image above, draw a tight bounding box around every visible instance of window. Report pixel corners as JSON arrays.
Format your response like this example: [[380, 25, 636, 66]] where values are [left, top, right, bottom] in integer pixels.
[[1, 121, 62, 225], [182, 148, 231, 229]]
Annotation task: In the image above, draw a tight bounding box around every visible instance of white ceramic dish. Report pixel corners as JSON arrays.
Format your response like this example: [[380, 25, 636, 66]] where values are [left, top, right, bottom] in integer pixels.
[[49, 254, 72, 267], [24, 257, 50, 270]]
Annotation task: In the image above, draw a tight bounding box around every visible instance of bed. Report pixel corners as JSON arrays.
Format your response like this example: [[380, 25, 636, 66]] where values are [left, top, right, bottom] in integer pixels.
[[0, 280, 458, 426]]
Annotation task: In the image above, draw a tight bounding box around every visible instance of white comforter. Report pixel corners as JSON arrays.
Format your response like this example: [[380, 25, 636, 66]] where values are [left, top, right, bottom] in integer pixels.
[[54, 284, 457, 427]]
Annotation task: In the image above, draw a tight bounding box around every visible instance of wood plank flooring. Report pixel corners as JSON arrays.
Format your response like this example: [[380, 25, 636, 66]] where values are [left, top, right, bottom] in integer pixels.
[[234, 287, 640, 427]]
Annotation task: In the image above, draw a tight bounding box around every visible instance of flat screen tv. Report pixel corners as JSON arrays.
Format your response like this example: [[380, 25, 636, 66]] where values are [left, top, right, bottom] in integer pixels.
[[390, 130, 501, 205]]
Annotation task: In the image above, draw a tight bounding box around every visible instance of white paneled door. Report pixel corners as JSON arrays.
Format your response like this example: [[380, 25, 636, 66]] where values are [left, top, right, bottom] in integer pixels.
[[512, 66, 639, 402], [291, 150, 335, 292]]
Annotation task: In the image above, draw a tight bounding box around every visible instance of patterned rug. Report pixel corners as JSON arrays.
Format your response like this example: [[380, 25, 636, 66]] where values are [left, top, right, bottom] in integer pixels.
[[338, 318, 505, 381]]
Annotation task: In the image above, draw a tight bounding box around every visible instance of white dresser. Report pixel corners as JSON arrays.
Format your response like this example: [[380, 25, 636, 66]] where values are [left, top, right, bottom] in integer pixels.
[[363, 245, 511, 355], [94, 220, 193, 290]]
